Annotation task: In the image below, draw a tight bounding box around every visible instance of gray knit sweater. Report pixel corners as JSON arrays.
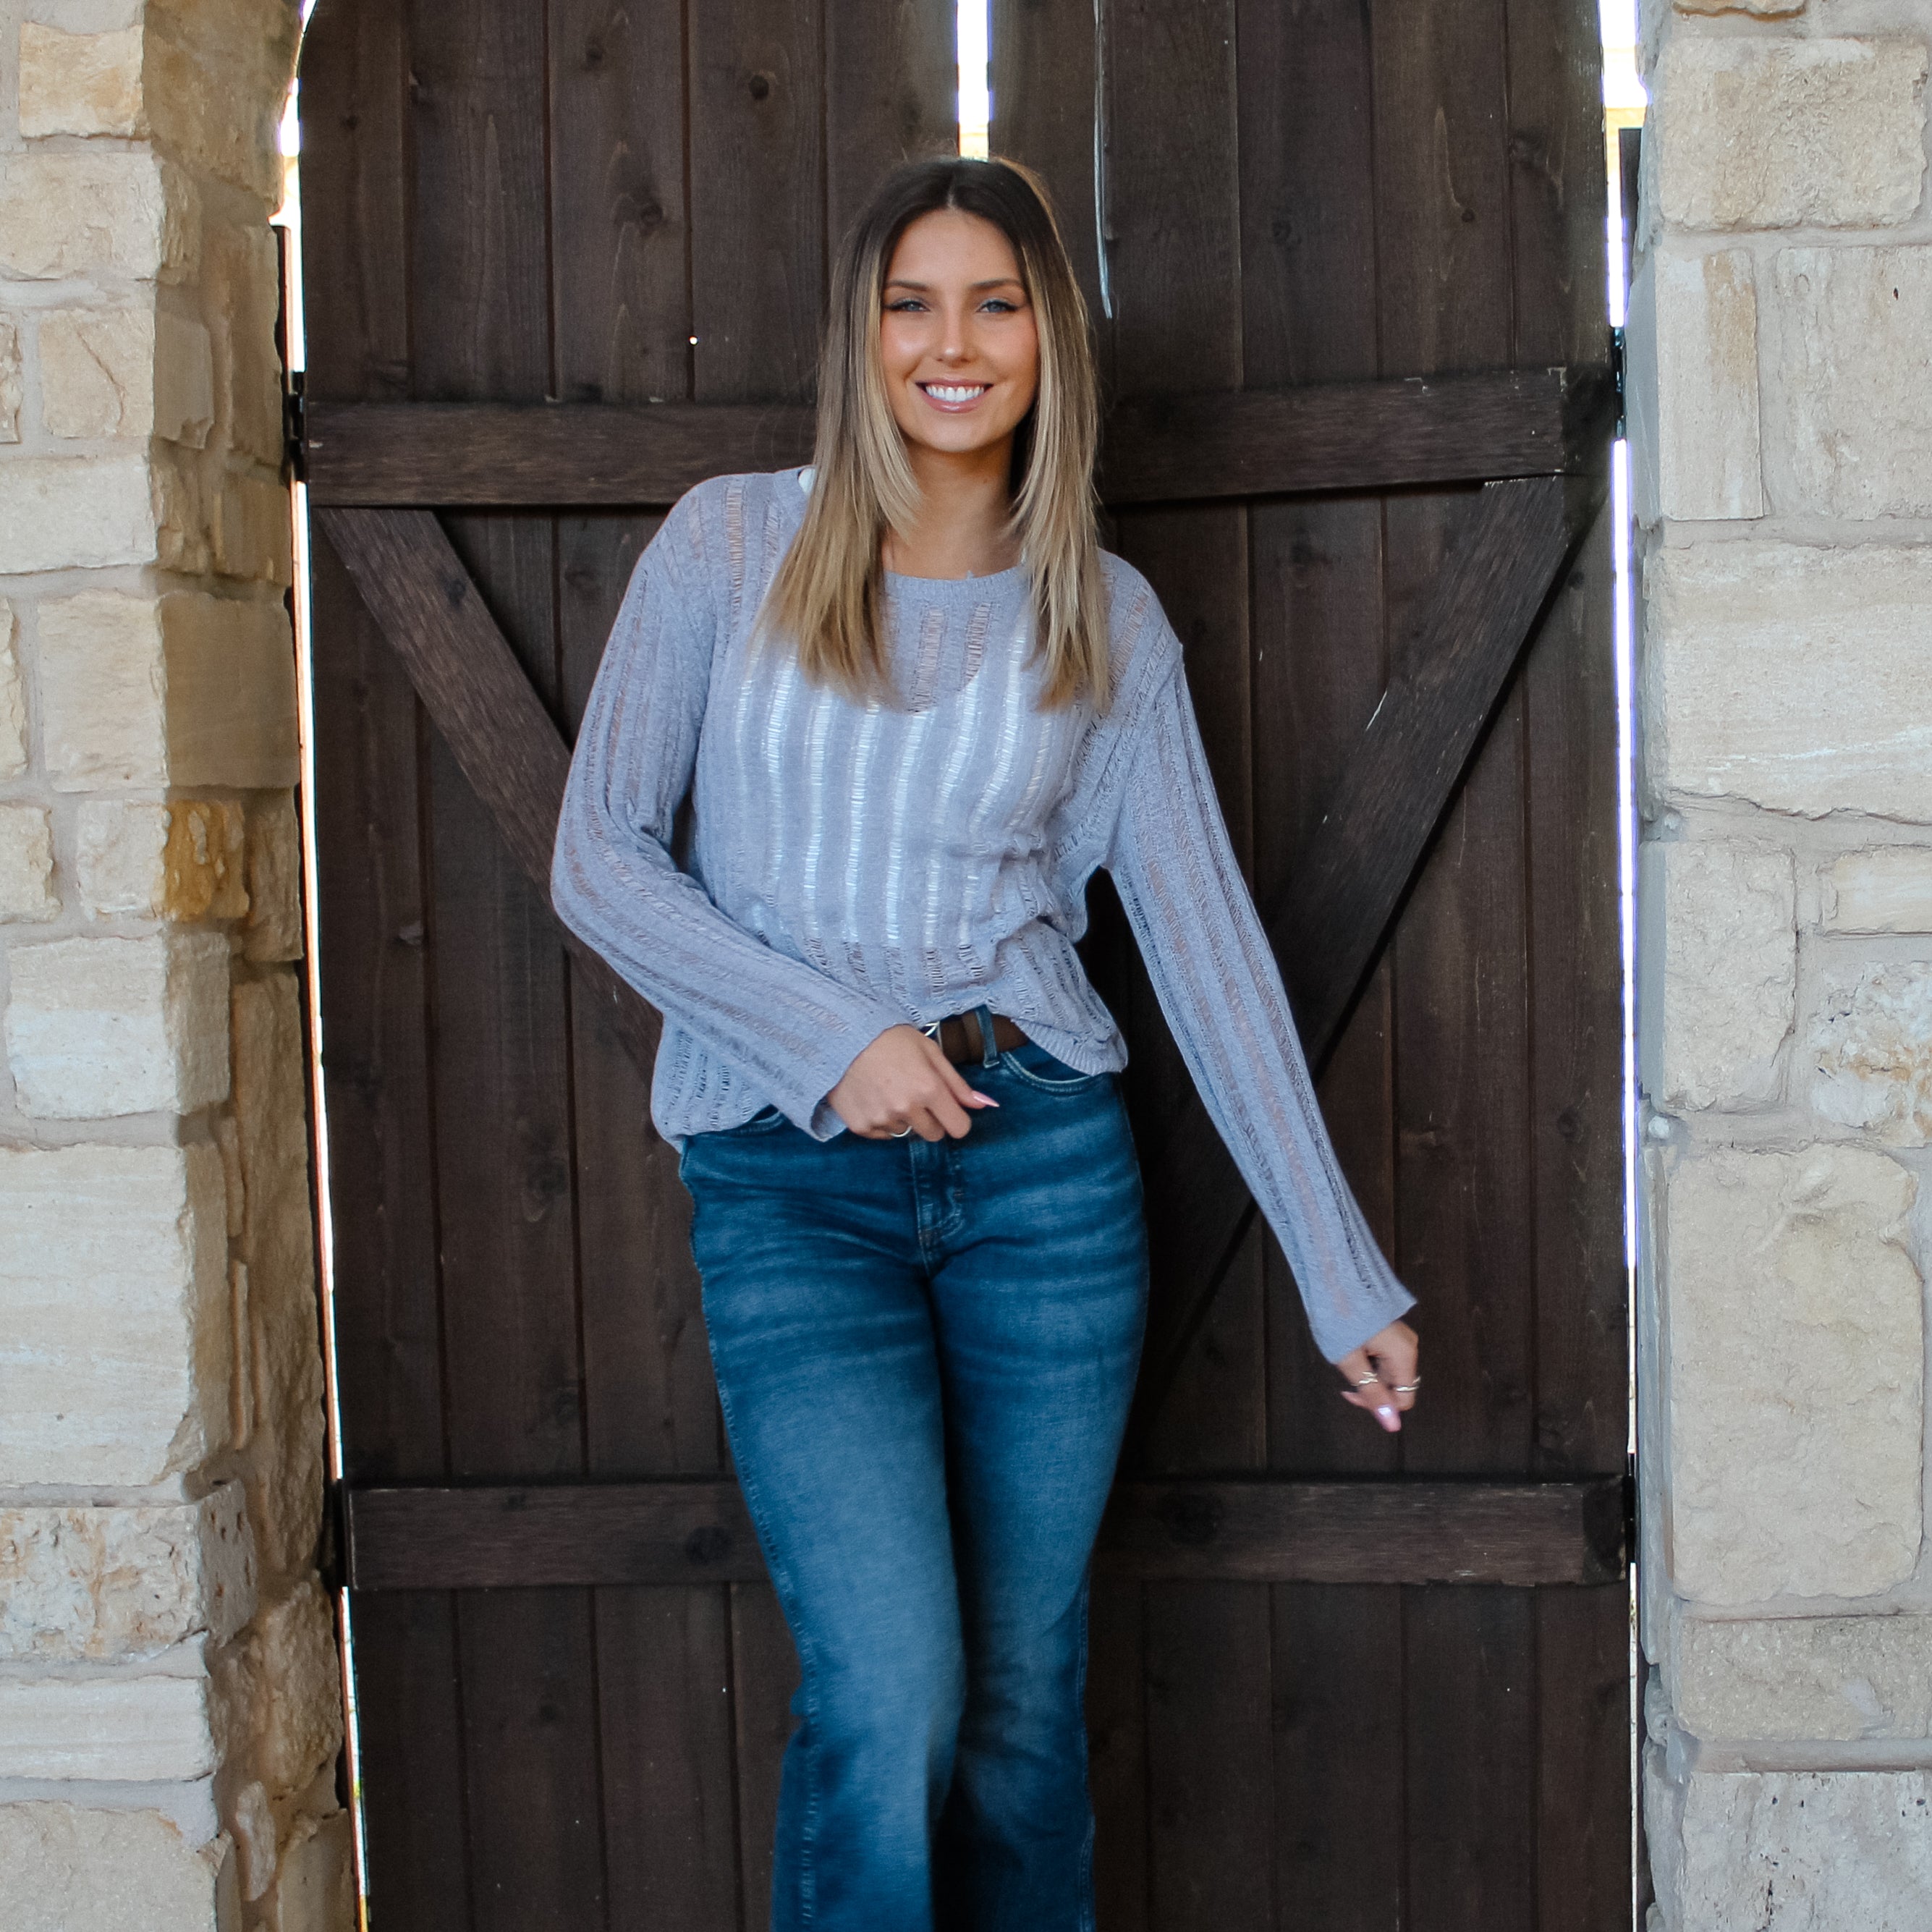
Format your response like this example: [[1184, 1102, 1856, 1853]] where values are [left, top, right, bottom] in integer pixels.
[[551, 468, 1414, 1360]]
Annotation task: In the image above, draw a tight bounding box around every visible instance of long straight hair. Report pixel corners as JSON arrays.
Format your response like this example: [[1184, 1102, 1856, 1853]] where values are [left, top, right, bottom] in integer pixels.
[[759, 156, 1109, 711]]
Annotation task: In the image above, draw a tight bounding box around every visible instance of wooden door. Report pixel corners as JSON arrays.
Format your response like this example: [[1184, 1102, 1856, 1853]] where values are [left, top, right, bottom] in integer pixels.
[[298, 2, 1627, 1928]]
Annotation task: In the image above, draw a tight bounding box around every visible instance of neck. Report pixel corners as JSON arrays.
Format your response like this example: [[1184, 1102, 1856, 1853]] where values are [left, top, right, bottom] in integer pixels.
[[881, 437, 1020, 580]]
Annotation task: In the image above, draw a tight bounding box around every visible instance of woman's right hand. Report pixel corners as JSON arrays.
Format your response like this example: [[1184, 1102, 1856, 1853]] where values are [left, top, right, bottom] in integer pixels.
[[828, 1025, 999, 1141]]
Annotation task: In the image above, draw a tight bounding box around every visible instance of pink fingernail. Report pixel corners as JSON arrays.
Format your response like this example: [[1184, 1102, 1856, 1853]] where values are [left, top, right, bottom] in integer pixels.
[[971, 1092, 999, 1107], [1376, 1405, 1400, 1431]]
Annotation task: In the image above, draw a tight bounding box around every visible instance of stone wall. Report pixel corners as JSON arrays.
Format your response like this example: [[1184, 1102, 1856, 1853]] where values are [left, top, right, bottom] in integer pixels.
[[0, 3, 352, 1928], [1632, 0, 1932, 1923]]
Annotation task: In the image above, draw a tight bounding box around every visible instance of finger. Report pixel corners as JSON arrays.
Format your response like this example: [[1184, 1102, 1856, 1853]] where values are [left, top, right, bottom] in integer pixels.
[[1373, 1336, 1420, 1411], [1336, 1350, 1402, 1433], [926, 1087, 975, 1140], [911, 1104, 949, 1143], [926, 1041, 998, 1112]]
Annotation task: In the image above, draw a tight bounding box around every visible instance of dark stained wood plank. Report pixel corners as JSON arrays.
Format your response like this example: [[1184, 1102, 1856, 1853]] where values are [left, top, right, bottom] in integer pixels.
[[1372, 11, 1541, 1930], [454, 1590, 608, 1927], [689, 0, 826, 405], [731, 1583, 800, 1932], [1405, 1590, 1536, 1932], [1271, 1585, 1406, 1932], [1236, 0, 1378, 391], [316, 507, 663, 1084], [989, 0, 1108, 365], [298, 9, 473, 1925], [1085, 1578, 1149, 1932], [824, 0, 958, 242], [593, 1587, 741, 1928], [1507, 2, 1627, 1483], [556, 511, 723, 1478], [1536, 1585, 1633, 1932], [404, 8, 609, 1920], [1145, 1582, 1273, 1931], [297, 0, 410, 404], [349, 1593, 475, 1928], [346, 1475, 1626, 1591], [305, 401, 815, 507], [301, 370, 1606, 507], [548, 0, 692, 406], [1100, 369, 1594, 504]]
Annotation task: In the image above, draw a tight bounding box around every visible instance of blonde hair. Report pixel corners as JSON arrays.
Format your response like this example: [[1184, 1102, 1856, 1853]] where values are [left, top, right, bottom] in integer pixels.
[[759, 156, 1109, 711]]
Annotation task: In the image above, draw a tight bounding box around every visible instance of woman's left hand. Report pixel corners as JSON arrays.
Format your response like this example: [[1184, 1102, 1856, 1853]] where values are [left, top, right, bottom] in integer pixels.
[[1336, 1320, 1420, 1433]]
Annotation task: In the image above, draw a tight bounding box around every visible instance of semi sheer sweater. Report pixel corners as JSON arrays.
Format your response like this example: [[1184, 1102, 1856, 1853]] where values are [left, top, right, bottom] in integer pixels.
[[551, 468, 1414, 1360]]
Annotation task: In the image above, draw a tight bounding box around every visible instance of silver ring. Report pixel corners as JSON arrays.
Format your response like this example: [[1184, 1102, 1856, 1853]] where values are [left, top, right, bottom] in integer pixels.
[[1394, 1380, 1420, 1393], [1352, 1372, 1381, 1388], [890, 1122, 912, 1138]]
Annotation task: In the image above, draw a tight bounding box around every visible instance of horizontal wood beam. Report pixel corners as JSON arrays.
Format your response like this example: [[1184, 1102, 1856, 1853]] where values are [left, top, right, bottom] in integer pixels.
[[301, 368, 1611, 509], [345, 1474, 1626, 1592]]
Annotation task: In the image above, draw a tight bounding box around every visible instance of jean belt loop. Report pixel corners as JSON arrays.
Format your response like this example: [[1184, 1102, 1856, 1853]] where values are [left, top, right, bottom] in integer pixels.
[[975, 1001, 1001, 1069]]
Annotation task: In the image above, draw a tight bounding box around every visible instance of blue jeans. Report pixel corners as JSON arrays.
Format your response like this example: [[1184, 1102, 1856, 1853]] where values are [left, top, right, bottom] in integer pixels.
[[679, 1017, 1148, 1932]]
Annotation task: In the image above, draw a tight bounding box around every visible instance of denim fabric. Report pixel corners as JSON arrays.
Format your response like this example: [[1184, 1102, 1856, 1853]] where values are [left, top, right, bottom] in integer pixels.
[[679, 1020, 1148, 1932]]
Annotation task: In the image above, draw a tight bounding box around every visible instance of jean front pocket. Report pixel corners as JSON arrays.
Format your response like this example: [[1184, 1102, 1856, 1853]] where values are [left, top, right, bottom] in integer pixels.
[[718, 1102, 789, 1135], [996, 1039, 1107, 1095]]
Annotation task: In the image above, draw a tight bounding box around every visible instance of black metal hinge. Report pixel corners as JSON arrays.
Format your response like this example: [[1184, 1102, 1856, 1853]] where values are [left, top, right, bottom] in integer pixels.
[[284, 370, 308, 486], [1623, 1452, 1639, 1569], [1610, 326, 1627, 443]]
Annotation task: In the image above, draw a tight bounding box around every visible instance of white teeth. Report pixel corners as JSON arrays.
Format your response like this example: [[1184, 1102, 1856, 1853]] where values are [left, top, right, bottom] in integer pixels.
[[925, 384, 986, 402]]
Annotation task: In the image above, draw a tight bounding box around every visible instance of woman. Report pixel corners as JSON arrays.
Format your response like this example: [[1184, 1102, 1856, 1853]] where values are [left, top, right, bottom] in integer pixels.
[[554, 156, 1419, 1932]]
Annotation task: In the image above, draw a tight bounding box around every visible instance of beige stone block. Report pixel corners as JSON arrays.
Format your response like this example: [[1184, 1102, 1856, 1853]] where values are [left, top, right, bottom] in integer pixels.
[[43, 591, 168, 788], [0, 600, 24, 779], [0, 1483, 255, 1663], [264, 1811, 354, 1932], [1676, 1615, 1932, 1742], [0, 149, 198, 281], [0, 1674, 217, 1782], [1, 1805, 237, 1932], [0, 806, 59, 922], [1639, 840, 1792, 1111], [18, 24, 148, 137], [1652, 39, 1928, 232], [40, 305, 213, 446], [145, 0, 304, 208], [1665, 1145, 1922, 1603], [7, 930, 231, 1119], [0, 313, 20, 442], [77, 800, 249, 920], [1673, 1772, 1932, 1928], [0, 454, 160, 573], [1642, 544, 1932, 822], [213, 473, 293, 585], [1825, 849, 1932, 934], [1673, 0, 1804, 12], [1774, 245, 1932, 519], [247, 1373, 326, 1584], [0, 1143, 230, 1485], [204, 225, 285, 468], [1626, 251, 1763, 526], [1812, 963, 1932, 1143], [41, 591, 298, 792], [244, 795, 303, 962], [216, 1580, 342, 1795]]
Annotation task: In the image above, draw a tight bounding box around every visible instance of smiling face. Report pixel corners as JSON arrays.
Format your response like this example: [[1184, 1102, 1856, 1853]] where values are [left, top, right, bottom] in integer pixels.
[[878, 208, 1041, 467]]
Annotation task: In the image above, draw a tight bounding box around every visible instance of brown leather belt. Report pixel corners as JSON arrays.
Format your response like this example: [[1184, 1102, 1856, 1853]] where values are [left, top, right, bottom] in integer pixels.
[[931, 1011, 1028, 1064]]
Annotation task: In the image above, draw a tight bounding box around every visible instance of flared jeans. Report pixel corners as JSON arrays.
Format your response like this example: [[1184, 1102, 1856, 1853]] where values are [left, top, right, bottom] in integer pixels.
[[679, 1020, 1148, 1932]]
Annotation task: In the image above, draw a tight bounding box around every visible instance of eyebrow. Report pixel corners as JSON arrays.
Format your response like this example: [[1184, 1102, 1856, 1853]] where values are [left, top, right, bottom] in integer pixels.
[[884, 276, 1026, 292]]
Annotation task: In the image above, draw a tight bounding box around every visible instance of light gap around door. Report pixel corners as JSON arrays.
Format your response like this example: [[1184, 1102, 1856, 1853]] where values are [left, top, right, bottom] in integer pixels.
[[1598, 0, 1647, 1923], [277, 6, 373, 1926], [958, 0, 991, 156]]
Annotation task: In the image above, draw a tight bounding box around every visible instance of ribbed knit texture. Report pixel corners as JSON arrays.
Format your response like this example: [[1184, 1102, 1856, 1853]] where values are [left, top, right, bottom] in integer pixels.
[[552, 469, 1414, 1360]]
